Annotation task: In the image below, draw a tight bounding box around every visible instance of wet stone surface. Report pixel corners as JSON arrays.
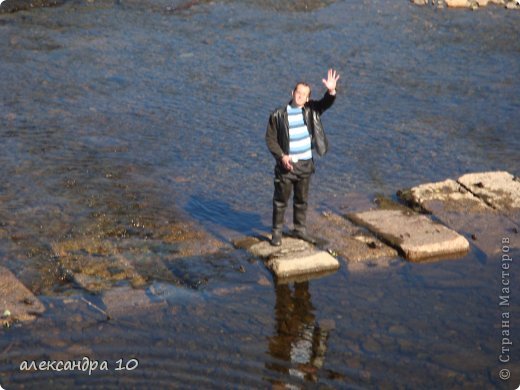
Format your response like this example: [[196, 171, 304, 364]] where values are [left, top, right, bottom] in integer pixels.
[[348, 209, 470, 261], [309, 209, 398, 263], [102, 285, 167, 319], [0, 266, 45, 325], [52, 237, 146, 293], [398, 178, 491, 213], [399, 172, 520, 256], [458, 171, 520, 212], [234, 235, 339, 280]]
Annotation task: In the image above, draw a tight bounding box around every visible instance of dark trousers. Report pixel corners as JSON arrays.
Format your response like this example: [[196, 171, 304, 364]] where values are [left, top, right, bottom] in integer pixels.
[[272, 160, 314, 234]]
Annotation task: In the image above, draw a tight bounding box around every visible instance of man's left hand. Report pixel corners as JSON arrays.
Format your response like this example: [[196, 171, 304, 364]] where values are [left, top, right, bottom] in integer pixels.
[[322, 68, 340, 95]]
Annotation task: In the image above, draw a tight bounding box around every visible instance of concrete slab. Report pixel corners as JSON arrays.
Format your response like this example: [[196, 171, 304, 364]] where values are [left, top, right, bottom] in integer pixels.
[[311, 210, 398, 262], [234, 206, 397, 264], [399, 177, 518, 257], [266, 251, 340, 280], [400, 179, 491, 213], [0, 266, 44, 323], [347, 209, 470, 261], [248, 236, 314, 258], [458, 171, 520, 211], [233, 235, 339, 280]]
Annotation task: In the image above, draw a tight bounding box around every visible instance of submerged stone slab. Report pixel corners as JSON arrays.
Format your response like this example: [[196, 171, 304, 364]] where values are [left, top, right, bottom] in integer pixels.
[[400, 176, 518, 257], [147, 281, 204, 303], [348, 209, 470, 261], [102, 286, 167, 319], [458, 171, 520, 211], [311, 210, 399, 262], [52, 237, 146, 293], [0, 266, 44, 322]]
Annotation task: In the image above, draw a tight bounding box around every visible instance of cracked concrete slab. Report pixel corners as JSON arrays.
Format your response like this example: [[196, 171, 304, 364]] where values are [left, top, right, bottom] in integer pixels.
[[310, 209, 398, 262], [399, 175, 519, 257], [400, 179, 491, 213], [458, 171, 520, 211]]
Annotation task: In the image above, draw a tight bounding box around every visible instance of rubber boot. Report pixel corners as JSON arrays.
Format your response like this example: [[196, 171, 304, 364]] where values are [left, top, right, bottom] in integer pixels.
[[293, 176, 309, 234], [271, 203, 285, 246], [271, 175, 292, 246], [293, 176, 316, 244]]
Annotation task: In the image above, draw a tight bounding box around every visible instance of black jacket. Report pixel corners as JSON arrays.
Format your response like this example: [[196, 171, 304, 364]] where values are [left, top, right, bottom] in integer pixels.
[[265, 91, 335, 163]]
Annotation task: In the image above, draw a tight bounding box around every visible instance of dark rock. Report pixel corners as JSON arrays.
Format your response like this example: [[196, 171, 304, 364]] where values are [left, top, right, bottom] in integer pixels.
[[0, 0, 67, 13]]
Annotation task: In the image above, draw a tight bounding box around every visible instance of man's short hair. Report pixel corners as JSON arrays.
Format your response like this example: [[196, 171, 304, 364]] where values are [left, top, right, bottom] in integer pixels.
[[293, 82, 311, 97]]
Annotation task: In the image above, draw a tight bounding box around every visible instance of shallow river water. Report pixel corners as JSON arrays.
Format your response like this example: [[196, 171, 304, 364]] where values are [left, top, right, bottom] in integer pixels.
[[0, 0, 519, 388]]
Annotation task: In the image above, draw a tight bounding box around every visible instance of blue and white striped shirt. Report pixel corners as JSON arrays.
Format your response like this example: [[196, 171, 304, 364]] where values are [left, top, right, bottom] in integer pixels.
[[287, 105, 312, 161]]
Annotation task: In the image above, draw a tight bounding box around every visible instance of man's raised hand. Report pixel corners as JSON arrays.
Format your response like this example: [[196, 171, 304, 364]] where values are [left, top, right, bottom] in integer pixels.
[[322, 68, 340, 95]]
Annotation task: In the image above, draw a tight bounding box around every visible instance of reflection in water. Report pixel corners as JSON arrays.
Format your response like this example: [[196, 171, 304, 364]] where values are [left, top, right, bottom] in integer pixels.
[[267, 282, 330, 386]]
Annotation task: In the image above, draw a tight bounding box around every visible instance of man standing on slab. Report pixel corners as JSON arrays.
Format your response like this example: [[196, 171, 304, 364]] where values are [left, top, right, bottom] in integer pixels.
[[265, 69, 340, 246]]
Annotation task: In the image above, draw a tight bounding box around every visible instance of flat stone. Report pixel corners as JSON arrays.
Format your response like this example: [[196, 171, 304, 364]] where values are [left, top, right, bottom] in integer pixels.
[[235, 234, 339, 280], [235, 206, 397, 264], [266, 251, 340, 279], [0, 266, 44, 322], [445, 0, 470, 7], [400, 177, 518, 257], [347, 209, 470, 261], [402, 179, 491, 213], [458, 171, 520, 211], [248, 236, 314, 258], [311, 210, 398, 262]]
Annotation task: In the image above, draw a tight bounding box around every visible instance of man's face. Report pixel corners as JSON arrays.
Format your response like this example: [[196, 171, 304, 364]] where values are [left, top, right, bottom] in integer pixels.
[[292, 84, 311, 108]]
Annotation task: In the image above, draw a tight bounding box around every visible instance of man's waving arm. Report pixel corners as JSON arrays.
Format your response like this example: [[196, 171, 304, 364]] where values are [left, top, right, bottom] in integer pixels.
[[312, 69, 341, 114]]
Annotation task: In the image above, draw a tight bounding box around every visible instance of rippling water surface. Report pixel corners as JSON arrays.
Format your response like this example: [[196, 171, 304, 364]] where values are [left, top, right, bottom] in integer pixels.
[[0, 0, 519, 388]]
